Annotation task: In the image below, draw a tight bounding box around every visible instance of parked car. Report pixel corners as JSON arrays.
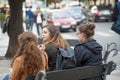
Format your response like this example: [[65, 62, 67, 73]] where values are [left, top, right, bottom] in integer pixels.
[[46, 9, 77, 31], [64, 9, 86, 26], [92, 9, 112, 22], [63, 6, 84, 14], [63, 6, 87, 24]]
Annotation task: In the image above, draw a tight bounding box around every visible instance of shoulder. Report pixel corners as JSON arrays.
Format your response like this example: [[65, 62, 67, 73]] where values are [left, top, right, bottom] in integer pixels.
[[46, 43, 56, 50], [74, 44, 87, 55], [45, 43, 57, 56], [74, 44, 84, 50], [12, 56, 24, 68], [14, 56, 24, 64], [45, 43, 57, 51]]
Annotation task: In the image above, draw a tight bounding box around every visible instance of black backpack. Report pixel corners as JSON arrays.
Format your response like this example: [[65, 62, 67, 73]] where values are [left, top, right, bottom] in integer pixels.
[[55, 47, 76, 70]]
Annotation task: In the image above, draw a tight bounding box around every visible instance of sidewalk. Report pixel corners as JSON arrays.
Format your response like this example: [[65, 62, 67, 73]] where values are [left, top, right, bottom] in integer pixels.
[[0, 58, 11, 80]]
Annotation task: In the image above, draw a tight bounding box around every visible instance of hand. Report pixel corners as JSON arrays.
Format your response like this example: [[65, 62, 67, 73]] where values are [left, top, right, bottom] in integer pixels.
[[9, 68, 12, 73], [37, 44, 45, 51]]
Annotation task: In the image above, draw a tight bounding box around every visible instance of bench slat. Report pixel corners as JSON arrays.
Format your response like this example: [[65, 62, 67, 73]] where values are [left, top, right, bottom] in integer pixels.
[[38, 39, 79, 46], [46, 65, 105, 80]]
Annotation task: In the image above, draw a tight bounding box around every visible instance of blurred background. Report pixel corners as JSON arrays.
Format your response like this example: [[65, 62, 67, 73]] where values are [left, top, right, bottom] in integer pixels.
[[0, 1, 120, 80], [0, 0, 116, 27]]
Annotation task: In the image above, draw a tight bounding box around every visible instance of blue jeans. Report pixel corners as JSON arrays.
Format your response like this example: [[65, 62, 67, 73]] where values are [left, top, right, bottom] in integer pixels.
[[36, 23, 43, 35], [28, 19, 34, 31]]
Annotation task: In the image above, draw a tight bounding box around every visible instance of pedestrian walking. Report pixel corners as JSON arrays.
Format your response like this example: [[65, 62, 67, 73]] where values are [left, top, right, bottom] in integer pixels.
[[2, 9, 10, 36], [111, 0, 120, 34], [34, 7, 44, 38], [25, 6, 35, 31], [0, 4, 7, 29]]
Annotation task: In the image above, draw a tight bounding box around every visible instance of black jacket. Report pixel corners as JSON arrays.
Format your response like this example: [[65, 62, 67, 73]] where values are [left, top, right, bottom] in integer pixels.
[[34, 13, 44, 23], [74, 39, 103, 80], [45, 43, 57, 71]]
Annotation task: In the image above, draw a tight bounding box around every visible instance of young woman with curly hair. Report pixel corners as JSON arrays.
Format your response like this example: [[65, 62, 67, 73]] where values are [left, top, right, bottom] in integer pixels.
[[9, 31, 48, 80], [38, 25, 69, 71]]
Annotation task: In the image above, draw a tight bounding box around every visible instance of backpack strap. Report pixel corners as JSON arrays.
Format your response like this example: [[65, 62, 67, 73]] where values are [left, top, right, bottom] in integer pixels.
[[55, 48, 62, 70]]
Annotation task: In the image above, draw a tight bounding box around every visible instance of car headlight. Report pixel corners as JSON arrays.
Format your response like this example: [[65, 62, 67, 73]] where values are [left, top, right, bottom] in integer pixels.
[[54, 22, 60, 26], [71, 21, 76, 25]]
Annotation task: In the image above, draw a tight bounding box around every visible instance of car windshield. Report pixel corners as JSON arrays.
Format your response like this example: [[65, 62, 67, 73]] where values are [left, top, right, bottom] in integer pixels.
[[68, 10, 81, 16], [64, 6, 83, 13], [52, 11, 71, 19]]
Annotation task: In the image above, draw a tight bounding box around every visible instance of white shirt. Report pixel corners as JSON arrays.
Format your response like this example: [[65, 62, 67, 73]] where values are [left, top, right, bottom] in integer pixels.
[[37, 13, 42, 23], [91, 5, 98, 14]]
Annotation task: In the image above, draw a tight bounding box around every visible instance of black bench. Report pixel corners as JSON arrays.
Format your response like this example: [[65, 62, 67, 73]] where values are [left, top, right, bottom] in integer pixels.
[[26, 61, 116, 80]]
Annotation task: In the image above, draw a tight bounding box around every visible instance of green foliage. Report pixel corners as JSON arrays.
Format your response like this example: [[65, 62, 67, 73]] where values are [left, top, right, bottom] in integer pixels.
[[0, 13, 5, 20]]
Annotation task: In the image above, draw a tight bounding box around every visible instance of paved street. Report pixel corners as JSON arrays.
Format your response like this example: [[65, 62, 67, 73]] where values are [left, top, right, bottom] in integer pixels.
[[0, 22, 120, 80]]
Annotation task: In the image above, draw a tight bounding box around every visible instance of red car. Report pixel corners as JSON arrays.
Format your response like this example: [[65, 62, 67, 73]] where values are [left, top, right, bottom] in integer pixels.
[[46, 9, 77, 31]]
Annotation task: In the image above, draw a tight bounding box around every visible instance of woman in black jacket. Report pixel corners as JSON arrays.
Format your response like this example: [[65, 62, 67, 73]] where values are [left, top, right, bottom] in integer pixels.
[[38, 25, 69, 71], [34, 7, 44, 37], [74, 23, 103, 80]]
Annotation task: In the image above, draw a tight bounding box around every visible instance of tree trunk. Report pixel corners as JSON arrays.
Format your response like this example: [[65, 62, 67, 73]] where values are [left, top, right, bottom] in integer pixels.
[[5, 0, 24, 57], [93, 0, 97, 5]]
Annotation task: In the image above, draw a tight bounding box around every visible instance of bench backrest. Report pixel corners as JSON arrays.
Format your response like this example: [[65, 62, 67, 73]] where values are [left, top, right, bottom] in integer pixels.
[[46, 65, 105, 80], [25, 61, 116, 80], [38, 39, 79, 46], [32, 61, 116, 80]]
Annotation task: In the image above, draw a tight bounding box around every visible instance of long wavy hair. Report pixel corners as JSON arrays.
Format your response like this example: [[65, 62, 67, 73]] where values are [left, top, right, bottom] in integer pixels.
[[11, 31, 46, 75], [43, 25, 69, 49]]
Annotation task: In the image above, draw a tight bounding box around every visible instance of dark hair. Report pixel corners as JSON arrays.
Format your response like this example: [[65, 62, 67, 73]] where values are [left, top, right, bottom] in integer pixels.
[[29, 6, 32, 8], [78, 23, 95, 39], [37, 7, 40, 9]]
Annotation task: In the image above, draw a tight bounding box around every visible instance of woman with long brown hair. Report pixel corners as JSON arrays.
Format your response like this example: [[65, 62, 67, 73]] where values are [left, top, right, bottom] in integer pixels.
[[38, 25, 69, 71], [9, 31, 48, 80]]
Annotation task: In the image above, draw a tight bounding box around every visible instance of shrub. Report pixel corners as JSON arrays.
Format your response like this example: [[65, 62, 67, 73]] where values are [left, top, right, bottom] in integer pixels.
[[0, 13, 5, 20]]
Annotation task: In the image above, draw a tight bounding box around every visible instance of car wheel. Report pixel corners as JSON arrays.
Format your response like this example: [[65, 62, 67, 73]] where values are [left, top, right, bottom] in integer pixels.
[[108, 19, 112, 22], [93, 18, 97, 22], [73, 28, 76, 32], [92, 16, 96, 22], [71, 25, 76, 32]]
